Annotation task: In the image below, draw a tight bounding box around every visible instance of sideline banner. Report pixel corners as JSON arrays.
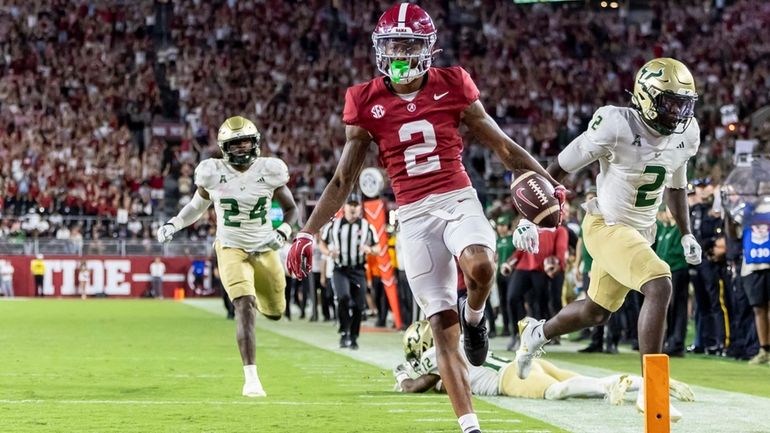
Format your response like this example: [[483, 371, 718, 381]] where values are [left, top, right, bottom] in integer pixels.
[[0, 256, 203, 297], [363, 198, 402, 329]]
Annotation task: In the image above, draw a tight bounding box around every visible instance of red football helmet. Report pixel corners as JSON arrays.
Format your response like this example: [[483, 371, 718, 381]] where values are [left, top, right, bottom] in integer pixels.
[[372, 3, 437, 84]]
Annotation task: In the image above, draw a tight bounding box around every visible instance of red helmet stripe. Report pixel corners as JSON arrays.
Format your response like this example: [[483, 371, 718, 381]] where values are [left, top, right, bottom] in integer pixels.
[[397, 3, 408, 28]]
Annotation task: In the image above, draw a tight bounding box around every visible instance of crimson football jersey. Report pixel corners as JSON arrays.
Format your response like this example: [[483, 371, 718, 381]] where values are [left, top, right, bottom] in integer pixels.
[[343, 66, 479, 206]]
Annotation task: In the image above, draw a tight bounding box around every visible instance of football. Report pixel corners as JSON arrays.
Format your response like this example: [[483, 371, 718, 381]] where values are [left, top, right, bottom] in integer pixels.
[[510, 170, 561, 228]]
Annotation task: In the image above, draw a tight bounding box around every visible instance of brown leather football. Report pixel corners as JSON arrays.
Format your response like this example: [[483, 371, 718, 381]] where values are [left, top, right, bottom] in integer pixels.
[[510, 170, 560, 228]]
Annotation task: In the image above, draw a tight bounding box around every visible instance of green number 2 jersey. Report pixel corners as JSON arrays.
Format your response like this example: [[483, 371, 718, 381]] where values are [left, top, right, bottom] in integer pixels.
[[558, 106, 700, 234], [195, 157, 289, 251], [416, 347, 507, 396]]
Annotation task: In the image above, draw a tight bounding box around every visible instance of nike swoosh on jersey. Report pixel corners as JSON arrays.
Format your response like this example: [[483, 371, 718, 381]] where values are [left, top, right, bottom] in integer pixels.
[[515, 188, 538, 209], [433, 92, 449, 100]]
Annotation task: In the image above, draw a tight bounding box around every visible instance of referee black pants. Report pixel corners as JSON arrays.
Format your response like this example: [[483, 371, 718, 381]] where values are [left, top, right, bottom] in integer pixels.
[[332, 267, 367, 341], [665, 268, 690, 353]]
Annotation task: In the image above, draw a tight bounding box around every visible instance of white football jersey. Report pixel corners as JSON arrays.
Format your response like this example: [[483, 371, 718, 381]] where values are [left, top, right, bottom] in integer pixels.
[[415, 347, 502, 396], [559, 106, 700, 234], [195, 157, 289, 251]]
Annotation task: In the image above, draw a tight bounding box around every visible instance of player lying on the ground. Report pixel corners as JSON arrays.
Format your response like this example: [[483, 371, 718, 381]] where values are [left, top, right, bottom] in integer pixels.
[[393, 321, 694, 421]]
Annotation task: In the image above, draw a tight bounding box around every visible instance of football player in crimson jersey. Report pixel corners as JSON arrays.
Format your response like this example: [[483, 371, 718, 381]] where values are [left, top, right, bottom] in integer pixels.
[[286, 4, 562, 432]]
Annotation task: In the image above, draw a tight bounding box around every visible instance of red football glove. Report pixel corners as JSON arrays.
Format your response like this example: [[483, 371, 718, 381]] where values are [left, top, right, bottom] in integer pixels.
[[553, 185, 569, 224], [286, 231, 314, 280]]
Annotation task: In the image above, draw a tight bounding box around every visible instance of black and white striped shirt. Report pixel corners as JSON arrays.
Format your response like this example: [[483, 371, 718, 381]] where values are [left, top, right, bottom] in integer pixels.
[[321, 217, 377, 268]]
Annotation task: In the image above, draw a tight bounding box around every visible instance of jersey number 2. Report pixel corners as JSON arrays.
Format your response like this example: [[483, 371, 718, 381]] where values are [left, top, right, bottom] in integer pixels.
[[401, 120, 441, 176], [634, 165, 666, 207], [221, 197, 268, 227]]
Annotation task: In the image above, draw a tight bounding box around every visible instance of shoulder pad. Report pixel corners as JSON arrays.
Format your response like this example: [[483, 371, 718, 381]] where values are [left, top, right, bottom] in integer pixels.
[[194, 159, 220, 189], [262, 157, 289, 187]]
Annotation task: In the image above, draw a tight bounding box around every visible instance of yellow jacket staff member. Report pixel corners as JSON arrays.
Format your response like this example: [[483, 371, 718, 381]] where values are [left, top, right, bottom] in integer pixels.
[[30, 255, 45, 297]]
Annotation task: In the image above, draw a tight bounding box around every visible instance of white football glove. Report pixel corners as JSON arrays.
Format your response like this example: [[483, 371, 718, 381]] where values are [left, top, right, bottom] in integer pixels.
[[500, 262, 513, 276], [393, 362, 414, 391], [156, 223, 177, 244], [681, 234, 702, 265], [512, 219, 539, 254], [256, 222, 293, 251]]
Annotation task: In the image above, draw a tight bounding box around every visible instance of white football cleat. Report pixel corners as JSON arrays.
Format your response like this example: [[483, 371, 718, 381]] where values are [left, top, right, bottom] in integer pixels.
[[242, 381, 267, 398], [635, 388, 682, 423], [606, 374, 633, 406], [669, 379, 695, 402], [514, 317, 548, 379]]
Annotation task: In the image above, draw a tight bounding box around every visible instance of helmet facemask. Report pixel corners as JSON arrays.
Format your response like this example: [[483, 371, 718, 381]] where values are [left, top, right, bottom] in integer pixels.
[[373, 34, 436, 84], [652, 92, 697, 135], [220, 136, 260, 167]]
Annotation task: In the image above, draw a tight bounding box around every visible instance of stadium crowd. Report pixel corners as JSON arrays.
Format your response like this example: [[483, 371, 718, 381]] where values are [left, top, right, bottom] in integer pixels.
[[0, 0, 768, 362]]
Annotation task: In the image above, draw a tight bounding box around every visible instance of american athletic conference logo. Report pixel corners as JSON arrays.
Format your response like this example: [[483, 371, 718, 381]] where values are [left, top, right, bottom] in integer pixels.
[[371, 104, 385, 119]]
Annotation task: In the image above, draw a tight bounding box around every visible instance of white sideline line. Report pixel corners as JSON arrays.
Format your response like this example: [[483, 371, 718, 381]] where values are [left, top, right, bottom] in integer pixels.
[[425, 431, 549, 433], [131, 273, 185, 282], [0, 399, 450, 407], [388, 409, 493, 414], [0, 373, 225, 379], [415, 418, 521, 424]]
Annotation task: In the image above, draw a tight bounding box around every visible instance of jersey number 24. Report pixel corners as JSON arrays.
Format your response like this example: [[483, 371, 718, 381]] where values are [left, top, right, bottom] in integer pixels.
[[220, 197, 268, 227]]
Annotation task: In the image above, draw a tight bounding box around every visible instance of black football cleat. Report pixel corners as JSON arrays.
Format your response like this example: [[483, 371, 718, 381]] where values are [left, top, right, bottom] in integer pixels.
[[459, 297, 489, 366], [339, 333, 352, 348], [578, 344, 603, 353]]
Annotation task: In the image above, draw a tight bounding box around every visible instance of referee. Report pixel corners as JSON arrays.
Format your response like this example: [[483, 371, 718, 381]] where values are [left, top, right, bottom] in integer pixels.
[[319, 193, 379, 349]]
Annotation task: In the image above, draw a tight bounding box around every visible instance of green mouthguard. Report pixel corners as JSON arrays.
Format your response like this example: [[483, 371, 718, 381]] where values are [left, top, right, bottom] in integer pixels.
[[390, 60, 411, 83]]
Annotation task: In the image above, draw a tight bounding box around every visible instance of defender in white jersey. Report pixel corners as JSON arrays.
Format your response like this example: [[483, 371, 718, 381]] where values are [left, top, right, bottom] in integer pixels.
[[513, 58, 703, 420], [156, 116, 298, 398], [393, 321, 694, 419]]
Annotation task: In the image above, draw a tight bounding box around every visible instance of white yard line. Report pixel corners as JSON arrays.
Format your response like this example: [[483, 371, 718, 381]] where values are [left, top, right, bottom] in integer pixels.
[[183, 300, 770, 433], [0, 399, 455, 407]]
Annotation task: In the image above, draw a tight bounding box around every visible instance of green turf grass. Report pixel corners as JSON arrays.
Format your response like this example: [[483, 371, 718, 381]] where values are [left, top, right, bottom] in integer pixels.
[[0, 300, 566, 433]]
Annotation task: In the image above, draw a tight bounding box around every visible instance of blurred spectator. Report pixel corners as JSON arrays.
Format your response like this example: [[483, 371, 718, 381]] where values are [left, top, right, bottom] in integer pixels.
[[190, 258, 205, 295], [2, 0, 770, 243], [150, 257, 166, 299], [741, 199, 770, 365], [656, 205, 690, 357], [77, 260, 89, 300], [495, 214, 515, 337], [503, 222, 568, 351], [0, 260, 14, 297], [688, 179, 727, 354]]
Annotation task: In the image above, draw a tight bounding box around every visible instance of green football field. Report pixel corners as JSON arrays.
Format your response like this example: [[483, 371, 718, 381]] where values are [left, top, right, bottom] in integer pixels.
[[0, 299, 768, 433]]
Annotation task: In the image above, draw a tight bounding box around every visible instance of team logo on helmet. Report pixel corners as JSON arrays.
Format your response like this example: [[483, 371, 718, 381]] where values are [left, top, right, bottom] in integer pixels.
[[403, 320, 434, 366], [631, 58, 698, 135]]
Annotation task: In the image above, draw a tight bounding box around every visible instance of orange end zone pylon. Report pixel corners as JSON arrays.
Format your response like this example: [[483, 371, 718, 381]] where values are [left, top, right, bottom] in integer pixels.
[[643, 354, 670, 433]]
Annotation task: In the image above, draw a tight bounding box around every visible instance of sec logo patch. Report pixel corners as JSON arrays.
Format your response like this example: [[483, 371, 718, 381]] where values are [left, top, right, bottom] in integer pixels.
[[371, 105, 385, 119]]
